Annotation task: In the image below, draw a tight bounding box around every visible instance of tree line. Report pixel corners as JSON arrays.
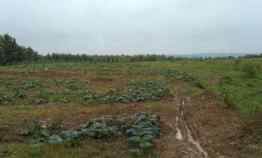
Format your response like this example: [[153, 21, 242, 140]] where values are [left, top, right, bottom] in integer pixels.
[[40, 53, 181, 63], [0, 33, 183, 64], [0, 34, 38, 65], [1, 33, 262, 65]]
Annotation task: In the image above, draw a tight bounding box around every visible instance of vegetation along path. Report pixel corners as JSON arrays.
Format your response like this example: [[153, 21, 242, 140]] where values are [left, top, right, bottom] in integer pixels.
[[0, 61, 261, 158], [156, 82, 248, 158]]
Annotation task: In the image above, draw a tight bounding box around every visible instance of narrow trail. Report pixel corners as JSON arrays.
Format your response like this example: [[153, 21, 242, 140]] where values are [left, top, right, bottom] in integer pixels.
[[160, 95, 209, 158], [161, 82, 209, 158], [158, 81, 250, 158], [177, 99, 208, 158]]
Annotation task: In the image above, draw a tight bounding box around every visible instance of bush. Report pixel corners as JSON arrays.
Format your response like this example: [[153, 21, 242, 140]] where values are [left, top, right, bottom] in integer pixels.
[[0, 34, 38, 65], [242, 63, 259, 78]]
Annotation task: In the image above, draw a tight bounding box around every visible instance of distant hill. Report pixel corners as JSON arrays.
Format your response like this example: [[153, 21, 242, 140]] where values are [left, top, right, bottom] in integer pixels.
[[172, 53, 250, 58]]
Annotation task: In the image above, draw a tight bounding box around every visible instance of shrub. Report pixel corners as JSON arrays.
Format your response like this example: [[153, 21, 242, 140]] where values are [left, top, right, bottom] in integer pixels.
[[234, 59, 242, 70], [0, 34, 38, 65], [242, 63, 258, 78]]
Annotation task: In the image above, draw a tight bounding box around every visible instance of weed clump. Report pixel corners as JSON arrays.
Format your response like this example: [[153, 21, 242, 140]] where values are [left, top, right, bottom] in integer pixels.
[[223, 92, 236, 109], [241, 114, 262, 147], [0, 94, 13, 104]]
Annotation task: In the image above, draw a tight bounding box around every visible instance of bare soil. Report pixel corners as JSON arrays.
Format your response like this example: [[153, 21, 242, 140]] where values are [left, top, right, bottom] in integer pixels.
[[0, 77, 261, 157], [156, 82, 260, 158]]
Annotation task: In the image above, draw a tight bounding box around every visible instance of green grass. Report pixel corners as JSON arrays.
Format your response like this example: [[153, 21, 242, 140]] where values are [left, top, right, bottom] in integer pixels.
[[1, 58, 262, 157], [5, 139, 131, 158], [1, 58, 262, 113]]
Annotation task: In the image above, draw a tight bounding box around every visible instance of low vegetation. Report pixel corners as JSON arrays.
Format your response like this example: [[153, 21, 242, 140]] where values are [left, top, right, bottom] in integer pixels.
[[0, 79, 170, 105], [1, 34, 262, 158], [24, 112, 160, 154]]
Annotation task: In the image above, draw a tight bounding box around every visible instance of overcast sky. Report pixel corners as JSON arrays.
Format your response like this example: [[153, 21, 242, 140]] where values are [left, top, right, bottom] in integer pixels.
[[0, 0, 262, 55]]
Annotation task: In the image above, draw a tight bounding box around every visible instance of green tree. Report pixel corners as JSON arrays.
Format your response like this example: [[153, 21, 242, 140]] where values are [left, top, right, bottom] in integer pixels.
[[0, 33, 38, 65]]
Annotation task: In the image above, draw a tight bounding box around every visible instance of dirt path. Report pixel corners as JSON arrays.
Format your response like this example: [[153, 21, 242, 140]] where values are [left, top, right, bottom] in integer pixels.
[[157, 82, 251, 158], [159, 96, 208, 158], [175, 98, 208, 158], [0, 81, 260, 157]]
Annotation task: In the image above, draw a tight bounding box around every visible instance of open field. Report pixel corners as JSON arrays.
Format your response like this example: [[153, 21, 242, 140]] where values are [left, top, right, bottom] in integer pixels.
[[0, 59, 262, 158]]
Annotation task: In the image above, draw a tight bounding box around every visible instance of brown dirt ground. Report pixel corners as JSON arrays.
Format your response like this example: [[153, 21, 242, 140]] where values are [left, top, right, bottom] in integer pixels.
[[0, 68, 261, 157]]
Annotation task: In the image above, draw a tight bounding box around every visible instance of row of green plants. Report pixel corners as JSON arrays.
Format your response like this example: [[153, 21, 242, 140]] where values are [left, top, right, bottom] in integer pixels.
[[0, 79, 170, 105], [124, 67, 205, 89], [152, 64, 262, 114], [40, 53, 181, 63], [96, 80, 170, 103], [24, 112, 160, 153]]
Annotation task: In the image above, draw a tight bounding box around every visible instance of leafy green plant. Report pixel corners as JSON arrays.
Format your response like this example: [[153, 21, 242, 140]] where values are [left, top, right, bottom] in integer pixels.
[[0, 79, 170, 105], [0, 93, 13, 104], [160, 69, 205, 89], [26, 113, 160, 153], [126, 113, 160, 153], [24, 120, 63, 143], [160, 69, 179, 78], [24, 120, 50, 143], [14, 89, 26, 98], [96, 80, 170, 104], [64, 80, 81, 90], [38, 89, 50, 99], [22, 80, 41, 90]]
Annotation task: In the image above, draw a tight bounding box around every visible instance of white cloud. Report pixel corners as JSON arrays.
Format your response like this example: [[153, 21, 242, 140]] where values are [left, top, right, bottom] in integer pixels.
[[0, 0, 262, 54]]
